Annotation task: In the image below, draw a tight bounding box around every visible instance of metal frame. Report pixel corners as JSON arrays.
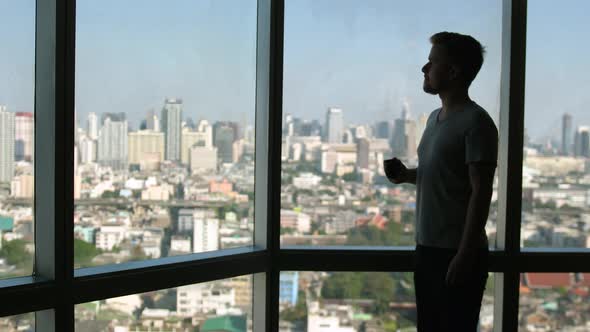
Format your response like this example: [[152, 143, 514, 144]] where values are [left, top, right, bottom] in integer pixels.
[[2, 0, 590, 331]]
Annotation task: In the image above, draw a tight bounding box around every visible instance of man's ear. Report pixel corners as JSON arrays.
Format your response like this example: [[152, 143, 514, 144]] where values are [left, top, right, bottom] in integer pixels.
[[449, 65, 461, 81]]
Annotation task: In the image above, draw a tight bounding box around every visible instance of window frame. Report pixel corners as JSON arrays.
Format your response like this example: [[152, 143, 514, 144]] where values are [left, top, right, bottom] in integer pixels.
[[0, 1, 589, 332]]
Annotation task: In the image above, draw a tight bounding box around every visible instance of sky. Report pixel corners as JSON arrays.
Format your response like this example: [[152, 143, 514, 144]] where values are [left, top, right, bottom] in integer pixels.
[[1, 0, 589, 141]]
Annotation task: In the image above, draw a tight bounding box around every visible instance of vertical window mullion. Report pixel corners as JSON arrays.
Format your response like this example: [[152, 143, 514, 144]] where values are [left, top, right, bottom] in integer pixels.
[[252, 0, 285, 330], [494, 0, 527, 331], [34, 0, 75, 330], [252, 0, 281, 331]]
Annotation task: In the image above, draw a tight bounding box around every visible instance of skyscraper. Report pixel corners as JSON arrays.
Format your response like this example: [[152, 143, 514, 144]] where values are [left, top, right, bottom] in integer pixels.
[[325, 107, 343, 143], [392, 109, 417, 159], [181, 121, 212, 164], [416, 113, 429, 146], [87, 112, 98, 140], [161, 98, 183, 162], [0, 107, 15, 183], [78, 134, 96, 164], [357, 138, 370, 169], [190, 145, 217, 173], [97, 113, 128, 170], [128, 130, 165, 166], [562, 113, 572, 156], [574, 126, 590, 158], [15, 112, 34, 162], [375, 121, 392, 140], [145, 109, 160, 132], [213, 122, 237, 164]]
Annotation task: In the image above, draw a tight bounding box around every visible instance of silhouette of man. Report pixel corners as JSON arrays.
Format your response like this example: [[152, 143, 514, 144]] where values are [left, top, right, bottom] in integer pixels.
[[385, 32, 498, 332]]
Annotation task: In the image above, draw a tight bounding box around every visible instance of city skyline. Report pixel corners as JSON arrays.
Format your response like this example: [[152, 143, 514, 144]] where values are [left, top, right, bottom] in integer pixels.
[[3, 0, 590, 141]]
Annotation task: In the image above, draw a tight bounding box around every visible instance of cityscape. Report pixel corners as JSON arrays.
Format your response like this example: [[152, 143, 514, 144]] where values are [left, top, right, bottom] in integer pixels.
[[1, 1, 590, 330], [0, 97, 589, 330]]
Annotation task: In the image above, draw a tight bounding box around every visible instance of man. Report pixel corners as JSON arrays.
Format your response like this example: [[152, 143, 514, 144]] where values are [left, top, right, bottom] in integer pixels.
[[384, 32, 498, 331]]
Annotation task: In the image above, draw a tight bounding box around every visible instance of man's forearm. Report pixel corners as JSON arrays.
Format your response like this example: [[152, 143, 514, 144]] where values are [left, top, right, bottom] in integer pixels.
[[457, 188, 492, 255], [404, 168, 417, 185]]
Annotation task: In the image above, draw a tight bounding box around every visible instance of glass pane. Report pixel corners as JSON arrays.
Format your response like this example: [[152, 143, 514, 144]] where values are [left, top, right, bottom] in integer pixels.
[[0, 2, 35, 279], [75, 275, 253, 331], [279, 271, 494, 331], [0, 313, 35, 332], [281, 1, 502, 248], [522, 1, 590, 248], [519, 273, 590, 331], [74, 0, 257, 269]]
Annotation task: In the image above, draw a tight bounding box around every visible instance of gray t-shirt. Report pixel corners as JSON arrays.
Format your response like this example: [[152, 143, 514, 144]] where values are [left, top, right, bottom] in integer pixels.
[[415, 102, 498, 249]]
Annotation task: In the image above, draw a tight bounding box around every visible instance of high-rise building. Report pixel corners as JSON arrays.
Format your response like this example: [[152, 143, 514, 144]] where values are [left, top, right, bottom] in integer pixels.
[[193, 214, 219, 253], [78, 134, 96, 164], [405, 120, 417, 159], [562, 113, 573, 156], [190, 145, 217, 173], [97, 113, 128, 170], [181, 126, 212, 164], [214, 122, 237, 164], [10, 174, 33, 198], [356, 138, 370, 169], [392, 108, 417, 160], [15, 112, 34, 162], [128, 130, 165, 166], [0, 107, 15, 183], [145, 109, 160, 132], [300, 120, 322, 137], [87, 112, 98, 140], [197, 120, 214, 147], [284, 113, 294, 136], [325, 107, 343, 143], [574, 126, 590, 157], [416, 113, 429, 146], [375, 121, 392, 140], [161, 98, 183, 162], [279, 271, 299, 306]]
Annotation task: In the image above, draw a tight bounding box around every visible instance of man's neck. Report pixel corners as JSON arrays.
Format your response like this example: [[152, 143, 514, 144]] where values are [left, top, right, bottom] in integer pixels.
[[439, 89, 472, 113]]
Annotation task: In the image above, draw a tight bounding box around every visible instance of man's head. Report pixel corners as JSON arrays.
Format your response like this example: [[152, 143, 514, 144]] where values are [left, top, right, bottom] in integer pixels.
[[422, 32, 485, 95]]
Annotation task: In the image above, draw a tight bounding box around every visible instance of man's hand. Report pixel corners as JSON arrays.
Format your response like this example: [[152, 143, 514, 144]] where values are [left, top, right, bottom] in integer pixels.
[[384, 158, 408, 184], [445, 251, 477, 286]]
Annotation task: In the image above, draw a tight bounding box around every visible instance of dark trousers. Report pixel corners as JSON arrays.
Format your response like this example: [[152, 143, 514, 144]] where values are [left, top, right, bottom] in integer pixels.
[[414, 245, 489, 332]]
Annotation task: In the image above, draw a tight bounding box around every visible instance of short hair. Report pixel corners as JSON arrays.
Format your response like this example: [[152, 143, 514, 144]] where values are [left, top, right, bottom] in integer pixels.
[[430, 32, 485, 87]]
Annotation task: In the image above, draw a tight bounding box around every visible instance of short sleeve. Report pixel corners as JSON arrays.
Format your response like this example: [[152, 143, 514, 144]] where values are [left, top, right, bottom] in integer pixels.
[[465, 114, 498, 165]]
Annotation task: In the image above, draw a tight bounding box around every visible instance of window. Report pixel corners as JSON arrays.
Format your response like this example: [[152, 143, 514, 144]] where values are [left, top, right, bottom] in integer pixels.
[[0, 313, 35, 331], [280, 0, 502, 248], [519, 273, 590, 331], [521, 0, 590, 249], [279, 271, 495, 331], [73, 0, 258, 269], [0, 1, 35, 280], [75, 275, 253, 331], [2, 2, 589, 332]]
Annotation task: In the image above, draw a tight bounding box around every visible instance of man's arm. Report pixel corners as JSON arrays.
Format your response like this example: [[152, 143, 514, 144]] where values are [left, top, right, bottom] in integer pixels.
[[458, 163, 495, 253], [446, 162, 495, 285]]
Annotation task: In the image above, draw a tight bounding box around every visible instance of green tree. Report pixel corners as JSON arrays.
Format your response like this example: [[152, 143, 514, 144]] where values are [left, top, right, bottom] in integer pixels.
[[322, 272, 363, 299], [74, 238, 101, 266], [280, 290, 308, 322], [281, 227, 297, 235], [0, 239, 33, 269], [341, 172, 358, 182], [361, 273, 396, 314], [101, 190, 119, 199]]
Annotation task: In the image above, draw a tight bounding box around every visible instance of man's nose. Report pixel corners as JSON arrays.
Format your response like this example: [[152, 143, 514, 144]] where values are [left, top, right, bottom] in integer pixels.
[[421, 64, 427, 73]]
